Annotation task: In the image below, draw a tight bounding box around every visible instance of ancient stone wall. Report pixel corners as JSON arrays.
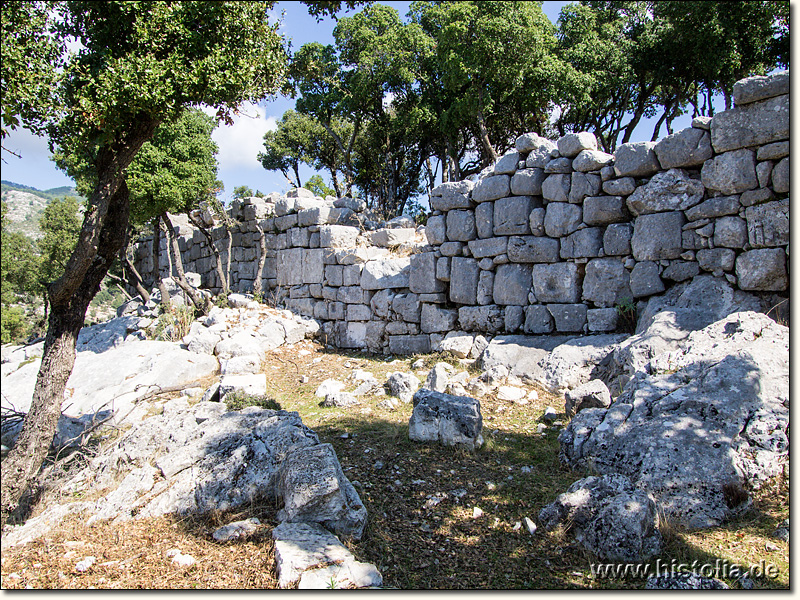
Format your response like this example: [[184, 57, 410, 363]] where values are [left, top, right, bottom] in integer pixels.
[[133, 71, 789, 354]]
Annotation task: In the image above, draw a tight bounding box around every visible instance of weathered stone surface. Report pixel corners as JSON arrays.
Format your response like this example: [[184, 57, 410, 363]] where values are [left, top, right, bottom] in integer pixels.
[[532, 263, 581, 303], [713, 216, 748, 248], [661, 261, 699, 282], [560, 227, 603, 259], [446, 209, 477, 242], [449, 257, 480, 305], [629, 261, 664, 298], [541, 174, 571, 203], [369, 228, 416, 248], [409, 252, 446, 294], [710, 93, 789, 153], [653, 127, 712, 169], [583, 196, 628, 225], [631, 212, 685, 260], [745, 199, 789, 248], [277, 248, 305, 285], [522, 135, 558, 167], [409, 389, 483, 450], [458, 305, 504, 334], [565, 379, 611, 417], [277, 443, 367, 539], [493, 150, 520, 174], [494, 196, 535, 235], [430, 180, 475, 211], [587, 307, 618, 332], [336, 322, 367, 349], [539, 475, 662, 562], [557, 132, 598, 158], [493, 264, 532, 305], [529, 207, 546, 236], [424, 362, 454, 393], [543, 202, 582, 238], [733, 71, 789, 105], [302, 248, 325, 284], [468, 237, 507, 258], [614, 141, 660, 177], [439, 331, 476, 359], [697, 248, 735, 273], [507, 236, 559, 263], [510, 168, 546, 196], [524, 305, 554, 334], [360, 257, 411, 290], [472, 174, 510, 203], [646, 575, 729, 590], [685, 195, 741, 221], [481, 334, 578, 385], [701, 149, 757, 195], [272, 522, 381, 589], [757, 140, 789, 161], [548, 304, 587, 333], [421, 304, 458, 333], [602, 177, 636, 196], [572, 149, 614, 172], [320, 392, 360, 408], [388, 334, 431, 355], [516, 131, 555, 154], [425, 214, 447, 245], [474, 201, 494, 239], [387, 371, 421, 402], [569, 172, 601, 203], [735, 248, 787, 291], [771, 156, 789, 194], [544, 157, 572, 173], [583, 258, 632, 307], [561, 312, 788, 530], [626, 169, 704, 216], [213, 517, 261, 542], [603, 223, 632, 256]]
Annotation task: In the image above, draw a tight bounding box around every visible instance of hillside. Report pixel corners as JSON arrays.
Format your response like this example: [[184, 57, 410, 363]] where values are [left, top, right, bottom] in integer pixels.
[[1, 181, 82, 239]]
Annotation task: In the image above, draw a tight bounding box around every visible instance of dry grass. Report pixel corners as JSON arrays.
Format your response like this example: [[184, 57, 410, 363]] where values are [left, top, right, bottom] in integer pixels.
[[1, 339, 789, 589]]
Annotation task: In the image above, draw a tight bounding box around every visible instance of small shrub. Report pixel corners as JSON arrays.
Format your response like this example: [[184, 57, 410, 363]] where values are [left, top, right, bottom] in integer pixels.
[[615, 297, 637, 334], [153, 304, 194, 341], [224, 391, 282, 412], [215, 293, 229, 308]]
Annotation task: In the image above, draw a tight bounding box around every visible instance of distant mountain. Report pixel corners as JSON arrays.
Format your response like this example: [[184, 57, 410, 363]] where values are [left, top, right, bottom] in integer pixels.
[[1, 180, 83, 239]]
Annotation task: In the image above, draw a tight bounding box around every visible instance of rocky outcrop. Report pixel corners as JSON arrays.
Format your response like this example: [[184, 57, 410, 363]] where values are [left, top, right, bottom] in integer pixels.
[[409, 389, 483, 450]]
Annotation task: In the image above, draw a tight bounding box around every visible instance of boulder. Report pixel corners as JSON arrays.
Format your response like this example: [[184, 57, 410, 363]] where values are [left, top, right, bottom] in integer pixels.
[[538, 334, 627, 392], [565, 379, 612, 418], [480, 334, 576, 385], [557, 132, 598, 158], [539, 474, 662, 562], [733, 71, 789, 105], [614, 141, 660, 177], [472, 174, 510, 203], [409, 389, 483, 450], [439, 332, 475, 359], [711, 92, 789, 153], [360, 257, 411, 290], [701, 149, 758, 195], [272, 522, 382, 589], [424, 362, 455, 393], [653, 127, 712, 169], [625, 169, 705, 215], [386, 371, 421, 402], [560, 312, 788, 530]]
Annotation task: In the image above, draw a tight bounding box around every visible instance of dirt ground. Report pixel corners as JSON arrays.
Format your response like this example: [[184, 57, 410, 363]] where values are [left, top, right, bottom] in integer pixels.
[[0, 339, 789, 589]]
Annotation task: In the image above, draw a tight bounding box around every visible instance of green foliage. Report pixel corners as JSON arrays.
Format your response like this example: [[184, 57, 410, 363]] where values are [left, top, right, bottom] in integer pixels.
[[232, 185, 254, 199], [38, 196, 82, 286], [615, 297, 637, 334], [223, 391, 281, 412], [214, 293, 230, 309], [127, 108, 220, 225], [152, 304, 195, 342], [303, 174, 335, 198]]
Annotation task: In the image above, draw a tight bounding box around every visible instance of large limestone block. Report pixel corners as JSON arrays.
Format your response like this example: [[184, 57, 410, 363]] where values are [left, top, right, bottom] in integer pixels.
[[369, 228, 416, 248], [569, 172, 601, 203], [582, 258, 632, 307], [219, 373, 268, 399], [542, 173, 571, 203], [733, 71, 789, 105], [572, 149, 614, 172], [629, 261, 665, 297], [614, 141, 661, 177], [475, 201, 494, 238], [458, 305, 504, 334], [449, 257, 480, 305], [735, 248, 787, 291], [493, 263, 532, 305], [276, 444, 367, 540], [472, 174, 510, 203], [603, 223, 633, 256], [277, 248, 305, 285], [511, 168, 546, 196], [319, 225, 359, 248], [507, 236, 559, 263], [409, 252, 445, 294], [548, 304, 587, 333], [420, 304, 458, 333], [302, 249, 325, 284], [336, 321, 368, 349], [710, 94, 789, 153], [425, 214, 446, 245], [560, 227, 603, 259], [532, 262, 581, 303], [631, 212, 684, 261], [685, 195, 740, 221], [388, 334, 431, 355], [468, 237, 507, 258], [544, 202, 582, 238], [701, 149, 758, 195], [360, 257, 411, 290], [583, 195, 628, 225], [771, 156, 789, 193], [653, 127, 712, 169], [446, 209, 477, 241], [409, 389, 483, 450], [557, 132, 598, 158], [626, 169, 705, 215], [494, 151, 521, 174], [745, 199, 789, 248], [430, 180, 474, 211], [494, 196, 535, 235]]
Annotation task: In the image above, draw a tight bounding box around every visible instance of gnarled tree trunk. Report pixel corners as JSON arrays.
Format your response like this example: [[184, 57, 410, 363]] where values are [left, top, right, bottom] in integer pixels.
[[161, 212, 209, 314]]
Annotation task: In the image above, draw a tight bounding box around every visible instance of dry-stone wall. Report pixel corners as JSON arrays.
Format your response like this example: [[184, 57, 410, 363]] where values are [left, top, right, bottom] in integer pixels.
[[133, 71, 789, 354]]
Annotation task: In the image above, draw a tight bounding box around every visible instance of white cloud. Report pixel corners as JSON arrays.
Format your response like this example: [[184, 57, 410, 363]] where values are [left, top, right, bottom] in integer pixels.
[[210, 102, 278, 169]]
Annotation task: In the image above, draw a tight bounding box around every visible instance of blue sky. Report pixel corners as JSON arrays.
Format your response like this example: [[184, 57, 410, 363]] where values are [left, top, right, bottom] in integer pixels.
[[1, 1, 700, 199]]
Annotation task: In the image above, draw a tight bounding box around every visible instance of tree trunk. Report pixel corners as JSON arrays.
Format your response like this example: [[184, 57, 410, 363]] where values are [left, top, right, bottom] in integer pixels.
[[187, 214, 229, 296], [476, 108, 498, 166], [151, 215, 171, 311], [161, 212, 209, 314], [121, 251, 150, 303], [251, 220, 268, 300], [1, 177, 134, 526]]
